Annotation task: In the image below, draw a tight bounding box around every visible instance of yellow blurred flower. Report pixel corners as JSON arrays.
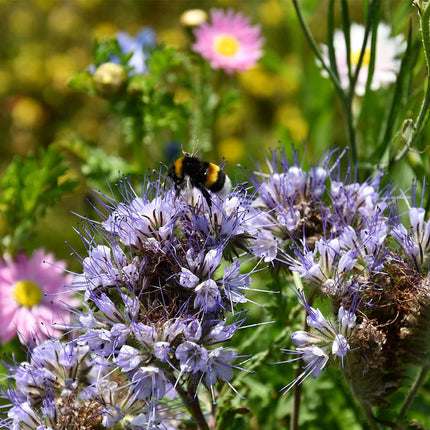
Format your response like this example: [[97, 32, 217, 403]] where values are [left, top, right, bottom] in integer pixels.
[[8, 9, 36, 37], [47, 5, 83, 36], [67, 46, 91, 70], [46, 53, 79, 91], [174, 87, 192, 105], [93, 22, 118, 39], [275, 104, 309, 141], [258, 0, 284, 27], [158, 28, 187, 49], [239, 66, 277, 99], [11, 97, 45, 129], [32, 0, 57, 12], [12, 44, 45, 88], [276, 74, 300, 97], [217, 136, 246, 164], [215, 104, 246, 136]]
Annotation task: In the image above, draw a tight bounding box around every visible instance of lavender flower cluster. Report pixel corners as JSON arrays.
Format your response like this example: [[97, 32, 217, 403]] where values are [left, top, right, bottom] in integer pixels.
[[3, 148, 430, 428], [254, 150, 430, 404], [2, 167, 261, 429]]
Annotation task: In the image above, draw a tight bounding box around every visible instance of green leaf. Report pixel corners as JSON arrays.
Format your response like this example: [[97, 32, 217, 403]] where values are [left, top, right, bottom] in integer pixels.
[[68, 71, 96, 94], [369, 26, 421, 165], [0, 147, 76, 254]]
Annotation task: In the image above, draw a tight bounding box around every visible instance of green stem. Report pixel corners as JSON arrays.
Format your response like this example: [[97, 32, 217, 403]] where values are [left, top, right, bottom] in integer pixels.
[[397, 364, 430, 425], [342, 357, 381, 430], [290, 327, 304, 430], [168, 375, 210, 430], [290, 287, 315, 430], [290, 0, 357, 163], [393, 0, 430, 164], [341, 95, 357, 163], [290, 0, 342, 92], [357, 398, 382, 430]]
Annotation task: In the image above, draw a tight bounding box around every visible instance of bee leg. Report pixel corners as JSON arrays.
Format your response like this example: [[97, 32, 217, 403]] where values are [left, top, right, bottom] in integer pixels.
[[198, 186, 212, 209]]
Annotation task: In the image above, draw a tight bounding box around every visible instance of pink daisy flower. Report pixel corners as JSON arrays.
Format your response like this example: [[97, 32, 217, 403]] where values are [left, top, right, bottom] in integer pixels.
[[192, 8, 264, 74], [0, 249, 79, 344]]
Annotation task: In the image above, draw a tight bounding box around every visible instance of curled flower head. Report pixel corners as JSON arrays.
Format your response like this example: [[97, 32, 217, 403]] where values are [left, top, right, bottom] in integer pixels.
[[68, 170, 256, 415], [279, 289, 356, 393], [246, 148, 338, 262], [320, 22, 406, 96], [192, 8, 264, 74], [0, 249, 78, 345], [392, 205, 430, 270], [280, 170, 430, 406], [1, 338, 179, 429]]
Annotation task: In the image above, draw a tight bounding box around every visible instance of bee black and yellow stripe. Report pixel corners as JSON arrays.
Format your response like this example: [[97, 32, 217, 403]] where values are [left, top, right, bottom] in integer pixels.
[[205, 163, 226, 193], [168, 153, 231, 206]]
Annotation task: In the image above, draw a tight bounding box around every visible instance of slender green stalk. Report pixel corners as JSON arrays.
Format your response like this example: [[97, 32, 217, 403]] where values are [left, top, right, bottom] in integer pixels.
[[397, 364, 430, 425], [290, 0, 341, 91], [290, 281, 314, 430], [340, 96, 357, 163], [290, 311, 308, 430], [378, 26, 413, 161], [342, 357, 381, 430], [349, 0, 378, 92], [290, 369, 301, 430], [357, 398, 382, 430], [393, 0, 430, 164], [340, 0, 352, 81], [167, 374, 210, 430], [327, 0, 339, 79], [363, 0, 379, 94], [290, 0, 357, 163]]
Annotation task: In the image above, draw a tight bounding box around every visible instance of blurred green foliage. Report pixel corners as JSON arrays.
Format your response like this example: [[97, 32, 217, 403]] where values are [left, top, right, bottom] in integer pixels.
[[0, 146, 76, 256]]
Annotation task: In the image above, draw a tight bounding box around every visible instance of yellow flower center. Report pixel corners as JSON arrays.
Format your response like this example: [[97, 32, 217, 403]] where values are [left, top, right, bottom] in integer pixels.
[[350, 48, 371, 67], [13, 280, 43, 307], [214, 35, 240, 56]]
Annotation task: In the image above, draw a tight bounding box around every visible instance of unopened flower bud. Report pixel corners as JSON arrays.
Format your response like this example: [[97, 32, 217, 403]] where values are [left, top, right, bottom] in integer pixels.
[[93, 62, 127, 97], [180, 9, 208, 28]]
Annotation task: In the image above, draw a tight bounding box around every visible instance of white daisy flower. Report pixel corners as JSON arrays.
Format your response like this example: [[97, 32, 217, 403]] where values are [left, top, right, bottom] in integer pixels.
[[321, 22, 406, 96]]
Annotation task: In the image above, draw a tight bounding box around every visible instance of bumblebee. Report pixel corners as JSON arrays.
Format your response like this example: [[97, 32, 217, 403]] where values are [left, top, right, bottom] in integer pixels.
[[168, 153, 232, 207]]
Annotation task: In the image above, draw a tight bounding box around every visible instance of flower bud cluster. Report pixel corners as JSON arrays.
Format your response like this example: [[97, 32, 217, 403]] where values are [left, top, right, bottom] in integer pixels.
[[4, 148, 430, 425], [281, 289, 357, 393], [1, 339, 165, 429], [2, 166, 265, 428], [68, 173, 257, 426], [250, 150, 430, 405], [247, 149, 390, 265]]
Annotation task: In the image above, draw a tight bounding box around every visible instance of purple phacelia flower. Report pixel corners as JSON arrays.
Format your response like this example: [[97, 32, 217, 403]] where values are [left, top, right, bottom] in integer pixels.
[[246, 148, 336, 262], [392, 206, 430, 269], [176, 341, 209, 374], [66, 170, 256, 422], [279, 289, 356, 393], [1, 338, 171, 429]]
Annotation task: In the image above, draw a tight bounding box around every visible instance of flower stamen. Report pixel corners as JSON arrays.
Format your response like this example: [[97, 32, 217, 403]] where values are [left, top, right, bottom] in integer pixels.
[[350, 48, 371, 67], [13, 280, 43, 307], [214, 35, 240, 56]]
